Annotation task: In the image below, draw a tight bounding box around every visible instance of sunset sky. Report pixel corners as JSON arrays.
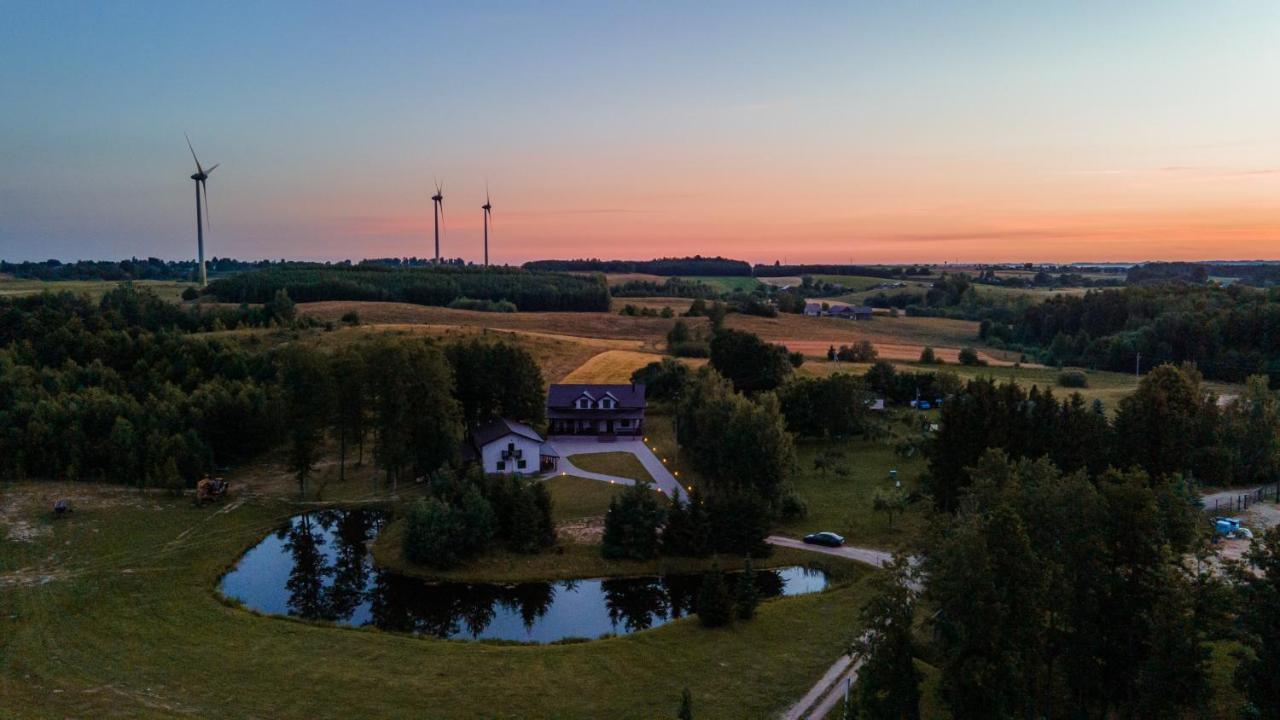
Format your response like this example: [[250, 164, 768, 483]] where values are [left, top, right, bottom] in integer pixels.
[[3, 1, 1280, 264]]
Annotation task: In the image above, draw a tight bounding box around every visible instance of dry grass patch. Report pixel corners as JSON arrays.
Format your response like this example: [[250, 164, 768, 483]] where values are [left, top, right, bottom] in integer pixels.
[[562, 350, 705, 384], [297, 300, 678, 346]]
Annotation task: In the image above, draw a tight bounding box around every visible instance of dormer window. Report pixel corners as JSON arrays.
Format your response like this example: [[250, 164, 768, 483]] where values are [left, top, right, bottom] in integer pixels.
[[600, 398, 615, 409], [576, 397, 592, 409]]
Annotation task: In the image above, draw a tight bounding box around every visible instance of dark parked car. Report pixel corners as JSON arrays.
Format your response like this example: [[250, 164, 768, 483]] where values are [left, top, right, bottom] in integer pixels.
[[803, 531, 845, 547]]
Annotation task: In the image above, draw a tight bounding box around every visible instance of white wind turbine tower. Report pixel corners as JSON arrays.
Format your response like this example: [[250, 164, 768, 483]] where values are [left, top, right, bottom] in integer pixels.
[[185, 134, 219, 286], [482, 185, 493, 266], [432, 180, 445, 263]]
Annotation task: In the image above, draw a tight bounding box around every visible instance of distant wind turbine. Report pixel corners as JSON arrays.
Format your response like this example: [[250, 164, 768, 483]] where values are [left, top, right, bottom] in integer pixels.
[[482, 185, 492, 267], [185, 134, 219, 286], [432, 180, 444, 263]]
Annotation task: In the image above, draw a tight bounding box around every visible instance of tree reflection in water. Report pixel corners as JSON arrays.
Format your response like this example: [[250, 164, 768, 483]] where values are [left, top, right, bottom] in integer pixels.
[[224, 509, 827, 643]]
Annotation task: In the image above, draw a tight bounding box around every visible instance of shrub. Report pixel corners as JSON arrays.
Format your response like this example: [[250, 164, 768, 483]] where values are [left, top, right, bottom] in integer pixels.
[[670, 341, 710, 358], [448, 297, 517, 313], [631, 358, 690, 401], [403, 498, 464, 568], [181, 286, 199, 301], [958, 347, 985, 366], [919, 346, 937, 364], [340, 310, 361, 325], [836, 340, 878, 363], [1058, 370, 1089, 388], [601, 482, 665, 560]]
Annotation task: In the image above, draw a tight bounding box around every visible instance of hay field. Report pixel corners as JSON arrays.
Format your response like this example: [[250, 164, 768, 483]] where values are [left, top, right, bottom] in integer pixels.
[[562, 349, 707, 383], [726, 312, 984, 355]]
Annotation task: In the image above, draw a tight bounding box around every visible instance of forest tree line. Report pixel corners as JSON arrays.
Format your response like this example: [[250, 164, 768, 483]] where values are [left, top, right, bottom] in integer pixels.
[[997, 283, 1280, 382], [205, 264, 611, 312], [0, 286, 548, 490], [522, 256, 752, 276], [852, 364, 1280, 718]]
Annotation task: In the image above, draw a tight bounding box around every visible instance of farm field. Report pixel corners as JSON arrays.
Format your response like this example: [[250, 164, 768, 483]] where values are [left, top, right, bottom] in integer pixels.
[[297, 300, 676, 344], [0, 276, 192, 302], [667, 275, 760, 293], [562, 349, 706, 383]]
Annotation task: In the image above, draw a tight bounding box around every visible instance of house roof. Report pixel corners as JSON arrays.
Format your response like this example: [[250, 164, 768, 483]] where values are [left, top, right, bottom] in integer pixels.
[[470, 418, 544, 448], [547, 383, 646, 409], [829, 303, 873, 314]]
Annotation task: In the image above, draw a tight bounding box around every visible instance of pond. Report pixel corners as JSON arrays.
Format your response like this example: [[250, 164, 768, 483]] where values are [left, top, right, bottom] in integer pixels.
[[219, 509, 830, 643]]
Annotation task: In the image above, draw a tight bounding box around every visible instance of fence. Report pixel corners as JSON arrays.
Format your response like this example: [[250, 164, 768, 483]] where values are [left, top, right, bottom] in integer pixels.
[[1205, 483, 1280, 515]]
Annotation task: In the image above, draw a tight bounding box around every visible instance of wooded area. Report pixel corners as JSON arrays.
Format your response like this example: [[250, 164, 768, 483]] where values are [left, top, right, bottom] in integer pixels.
[[206, 264, 611, 312]]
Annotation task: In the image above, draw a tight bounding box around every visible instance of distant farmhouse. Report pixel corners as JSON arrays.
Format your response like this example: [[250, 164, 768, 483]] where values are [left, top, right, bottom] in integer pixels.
[[546, 383, 646, 436], [803, 301, 874, 320], [464, 418, 559, 475]]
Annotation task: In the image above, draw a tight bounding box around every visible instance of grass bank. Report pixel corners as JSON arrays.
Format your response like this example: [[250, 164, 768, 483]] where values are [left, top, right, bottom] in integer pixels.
[[0, 480, 874, 719]]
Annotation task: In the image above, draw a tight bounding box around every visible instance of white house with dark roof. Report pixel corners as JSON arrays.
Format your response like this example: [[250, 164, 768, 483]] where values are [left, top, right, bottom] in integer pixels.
[[464, 418, 558, 475], [546, 383, 646, 436]]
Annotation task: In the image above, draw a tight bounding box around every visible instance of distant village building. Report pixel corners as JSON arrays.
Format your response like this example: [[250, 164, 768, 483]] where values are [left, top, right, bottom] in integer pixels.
[[546, 383, 646, 436], [464, 418, 559, 474], [803, 301, 874, 320]]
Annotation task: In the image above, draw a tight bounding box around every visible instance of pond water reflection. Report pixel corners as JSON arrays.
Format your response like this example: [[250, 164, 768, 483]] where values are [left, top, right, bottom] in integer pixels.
[[219, 509, 829, 643]]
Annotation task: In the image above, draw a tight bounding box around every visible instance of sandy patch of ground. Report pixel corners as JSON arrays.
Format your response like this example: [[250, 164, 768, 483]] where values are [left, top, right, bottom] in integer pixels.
[[556, 518, 605, 543]]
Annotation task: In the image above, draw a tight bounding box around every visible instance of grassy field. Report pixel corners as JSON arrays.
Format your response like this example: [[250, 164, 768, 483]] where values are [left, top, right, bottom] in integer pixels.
[[562, 349, 706, 384], [0, 479, 877, 719], [669, 275, 761, 293], [566, 452, 656, 484], [777, 432, 931, 553], [298, 300, 676, 345], [562, 349, 666, 383], [544, 474, 630, 522], [0, 277, 193, 302], [797, 359, 1245, 411]]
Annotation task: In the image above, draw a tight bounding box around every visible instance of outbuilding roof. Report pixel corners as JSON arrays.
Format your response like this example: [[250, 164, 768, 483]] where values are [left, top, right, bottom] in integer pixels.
[[470, 418, 544, 448]]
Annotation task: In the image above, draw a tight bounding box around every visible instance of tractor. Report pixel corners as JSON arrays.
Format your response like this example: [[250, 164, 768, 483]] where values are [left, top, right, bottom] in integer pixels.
[[195, 477, 230, 506]]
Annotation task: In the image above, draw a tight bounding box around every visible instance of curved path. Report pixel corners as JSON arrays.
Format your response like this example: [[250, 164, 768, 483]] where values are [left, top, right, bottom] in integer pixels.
[[546, 437, 686, 498]]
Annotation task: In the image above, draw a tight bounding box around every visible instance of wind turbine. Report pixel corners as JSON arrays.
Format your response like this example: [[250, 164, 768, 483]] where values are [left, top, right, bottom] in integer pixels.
[[482, 185, 492, 267], [185, 134, 219, 286], [432, 180, 444, 263]]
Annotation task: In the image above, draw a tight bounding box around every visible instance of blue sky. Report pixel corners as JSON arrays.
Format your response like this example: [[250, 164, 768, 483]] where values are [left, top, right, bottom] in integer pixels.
[[3, 1, 1280, 263]]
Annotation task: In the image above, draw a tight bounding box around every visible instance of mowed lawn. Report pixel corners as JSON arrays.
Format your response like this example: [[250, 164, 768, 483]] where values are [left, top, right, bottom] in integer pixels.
[[566, 452, 656, 484], [0, 481, 875, 719]]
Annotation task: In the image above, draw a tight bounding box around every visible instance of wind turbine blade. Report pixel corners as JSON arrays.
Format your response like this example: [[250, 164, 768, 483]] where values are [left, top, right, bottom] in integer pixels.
[[205, 163, 220, 175], [185, 133, 204, 174]]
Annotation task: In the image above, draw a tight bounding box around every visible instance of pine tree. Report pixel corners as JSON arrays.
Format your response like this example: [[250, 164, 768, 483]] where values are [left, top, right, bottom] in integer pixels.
[[697, 562, 732, 628], [734, 557, 759, 620], [850, 556, 921, 720]]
